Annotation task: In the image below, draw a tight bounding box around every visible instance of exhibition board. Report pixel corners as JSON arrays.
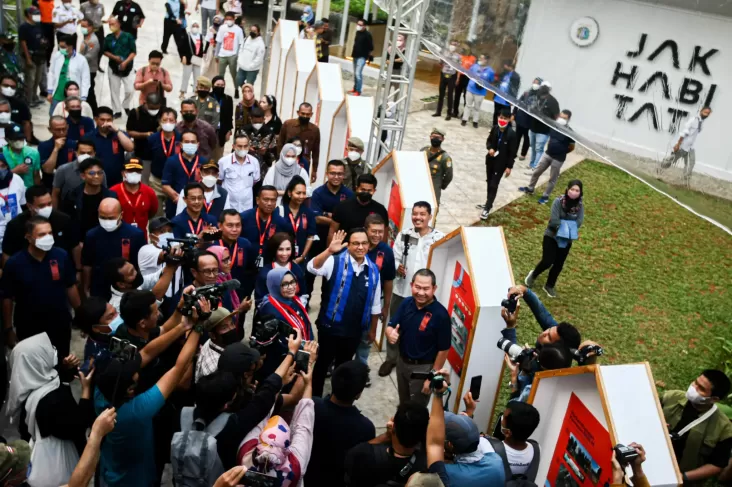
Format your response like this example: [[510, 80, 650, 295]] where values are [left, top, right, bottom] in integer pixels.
[[280, 39, 317, 121], [264, 20, 299, 104]]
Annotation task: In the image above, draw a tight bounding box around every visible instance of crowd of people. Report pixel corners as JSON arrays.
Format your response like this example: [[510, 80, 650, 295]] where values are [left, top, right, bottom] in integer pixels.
[[0, 1, 726, 487]]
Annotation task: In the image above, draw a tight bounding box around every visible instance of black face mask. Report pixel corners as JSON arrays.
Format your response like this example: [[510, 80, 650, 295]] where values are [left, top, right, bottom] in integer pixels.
[[250, 31, 258, 38], [182, 112, 197, 123], [218, 329, 239, 346], [430, 137, 442, 148], [212, 86, 225, 97], [298, 116, 311, 125], [197, 90, 210, 99], [68, 109, 82, 119], [700, 114, 709, 119], [356, 191, 372, 203]]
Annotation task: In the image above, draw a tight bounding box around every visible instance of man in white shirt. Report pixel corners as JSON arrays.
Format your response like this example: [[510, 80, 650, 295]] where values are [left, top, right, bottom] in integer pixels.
[[218, 133, 260, 212], [660, 106, 712, 184], [379, 201, 444, 377], [52, 0, 84, 38], [216, 11, 244, 89], [137, 216, 184, 301], [483, 401, 541, 480], [105, 252, 181, 312]]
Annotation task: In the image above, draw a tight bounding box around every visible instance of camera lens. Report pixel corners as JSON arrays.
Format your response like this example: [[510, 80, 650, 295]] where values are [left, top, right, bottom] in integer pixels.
[[496, 338, 525, 361]]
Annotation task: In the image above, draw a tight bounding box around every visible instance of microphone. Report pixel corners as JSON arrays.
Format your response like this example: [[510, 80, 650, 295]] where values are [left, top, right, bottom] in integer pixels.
[[219, 279, 241, 291]]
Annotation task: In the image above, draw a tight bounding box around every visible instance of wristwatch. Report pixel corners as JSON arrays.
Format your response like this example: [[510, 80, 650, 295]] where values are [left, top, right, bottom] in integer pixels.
[[286, 351, 297, 360]]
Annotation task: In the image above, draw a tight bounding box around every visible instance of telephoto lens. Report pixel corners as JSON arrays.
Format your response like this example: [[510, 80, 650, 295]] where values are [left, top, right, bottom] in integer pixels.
[[497, 338, 525, 361]]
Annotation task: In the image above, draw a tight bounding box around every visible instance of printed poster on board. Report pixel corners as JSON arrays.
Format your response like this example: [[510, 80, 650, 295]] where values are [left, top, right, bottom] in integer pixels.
[[387, 180, 402, 247], [545, 393, 612, 487], [446, 262, 475, 374]]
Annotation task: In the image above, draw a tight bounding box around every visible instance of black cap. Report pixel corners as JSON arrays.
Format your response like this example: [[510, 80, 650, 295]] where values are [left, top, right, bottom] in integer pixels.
[[96, 354, 143, 406], [5, 124, 24, 141], [148, 216, 172, 233], [218, 342, 260, 377]]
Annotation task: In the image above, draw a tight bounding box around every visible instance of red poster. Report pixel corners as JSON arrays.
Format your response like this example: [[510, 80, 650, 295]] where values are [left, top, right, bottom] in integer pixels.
[[446, 262, 475, 375], [545, 393, 613, 487], [387, 179, 402, 247]]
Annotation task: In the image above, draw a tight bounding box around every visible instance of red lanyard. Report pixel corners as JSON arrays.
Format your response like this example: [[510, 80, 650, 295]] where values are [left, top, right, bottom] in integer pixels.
[[121, 186, 142, 213], [204, 199, 213, 213], [188, 217, 204, 235], [269, 296, 310, 340], [288, 211, 303, 234], [255, 209, 271, 255], [179, 154, 199, 181], [219, 239, 239, 266], [162, 133, 176, 157]]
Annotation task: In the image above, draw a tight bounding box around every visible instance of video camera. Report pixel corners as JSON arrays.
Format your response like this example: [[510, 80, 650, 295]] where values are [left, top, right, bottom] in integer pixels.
[[570, 344, 604, 365], [410, 369, 447, 391], [179, 279, 241, 317], [249, 314, 295, 351], [613, 444, 639, 467], [162, 234, 200, 268], [497, 338, 536, 370]]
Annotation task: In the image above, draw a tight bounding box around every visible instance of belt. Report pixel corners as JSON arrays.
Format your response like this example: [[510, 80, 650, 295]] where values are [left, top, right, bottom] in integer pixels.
[[400, 355, 434, 366]]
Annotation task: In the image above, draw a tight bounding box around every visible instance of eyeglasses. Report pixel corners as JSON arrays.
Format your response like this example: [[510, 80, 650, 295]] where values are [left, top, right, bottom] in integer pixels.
[[350, 242, 369, 247], [86, 170, 104, 176], [281, 280, 297, 289], [199, 269, 219, 277]]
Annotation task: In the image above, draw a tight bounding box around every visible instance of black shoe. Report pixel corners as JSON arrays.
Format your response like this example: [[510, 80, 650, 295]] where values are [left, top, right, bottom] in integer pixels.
[[113, 112, 122, 119], [234, 90, 239, 99], [431, 113, 441, 117], [473, 122, 479, 128], [445, 115, 452, 121], [461, 120, 467, 126], [365, 376, 372, 388], [124, 108, 131, 116], [161, 49, 168, 54], [98, 67, 104, 74]]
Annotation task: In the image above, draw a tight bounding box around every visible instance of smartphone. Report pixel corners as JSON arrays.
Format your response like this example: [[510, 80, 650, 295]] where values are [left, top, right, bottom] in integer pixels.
[[470, 375, 483, 401], [295, 350, 310, 373]]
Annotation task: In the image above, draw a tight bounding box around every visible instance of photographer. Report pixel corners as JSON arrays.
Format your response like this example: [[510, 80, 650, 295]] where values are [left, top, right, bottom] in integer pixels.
[[505, 343, 573, 402], [194, 307, 240, 383], [138, 216, 185, 315], [94, 294, 209, 487], [104, 252, 181, 312], [190, 250, 252, 317], [610, 443, 649, 487]]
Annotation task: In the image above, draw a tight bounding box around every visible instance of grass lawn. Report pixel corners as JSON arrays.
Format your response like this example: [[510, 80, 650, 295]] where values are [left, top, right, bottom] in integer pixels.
[[483, 160, 732, 417]]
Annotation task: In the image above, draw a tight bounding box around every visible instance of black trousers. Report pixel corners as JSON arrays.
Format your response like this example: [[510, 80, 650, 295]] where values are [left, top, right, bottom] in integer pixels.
[[516, 124, 531, 157], [95, 27, 105, 66], [161, 19, 180, 52], [312, 332, 361, 397], [533, 235, 572, 287], [87, 72, 98, 115], [435, 73, 456, 116], [41, 23, 55, 64], [453, 75, 470, 116], [484, 163, 505, 212]]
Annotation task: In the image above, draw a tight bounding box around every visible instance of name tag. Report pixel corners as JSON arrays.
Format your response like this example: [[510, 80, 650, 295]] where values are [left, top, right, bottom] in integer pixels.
[[50, 260, 61, 281], [419, 312, 432, 332]]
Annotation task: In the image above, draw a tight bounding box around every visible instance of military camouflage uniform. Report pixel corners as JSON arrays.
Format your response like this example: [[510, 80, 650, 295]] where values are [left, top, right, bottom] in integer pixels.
[[421, 146, 454, 204], [194, 96, 221, 133], [343, 159, 369, 190]]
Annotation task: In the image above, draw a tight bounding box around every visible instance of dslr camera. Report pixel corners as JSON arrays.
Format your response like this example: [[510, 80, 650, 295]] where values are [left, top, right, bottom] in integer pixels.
[[613, 444, 639, 466], [163, 234, 200, 268], [179, 280, 241, 317], [497, 338, 536, 370], [110, 337, 138, 362], [249, 314, 295, 350], [410, 369, 447, 390], [570, 344, 604, 365], [501, 291, 520, 314]]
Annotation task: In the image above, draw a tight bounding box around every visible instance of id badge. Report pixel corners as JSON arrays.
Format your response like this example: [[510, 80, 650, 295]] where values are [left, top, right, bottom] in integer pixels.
[[123, 15, 128, 22], [255, 255, 264, 268], [294, 244, 300, 255], [50, 260, 61, 281], [121, 238, 131, 260]]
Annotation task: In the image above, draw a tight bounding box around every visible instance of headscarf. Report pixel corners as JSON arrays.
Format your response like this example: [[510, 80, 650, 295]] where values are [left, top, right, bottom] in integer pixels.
[[265, 267, 294, 304], [5, 333, 59, 431], [272, 144, 301, 190], [208, 245, 241, 310], [241, 83, 256, 107], [561, 179, 583, 214], [301, 6, 314, 25]]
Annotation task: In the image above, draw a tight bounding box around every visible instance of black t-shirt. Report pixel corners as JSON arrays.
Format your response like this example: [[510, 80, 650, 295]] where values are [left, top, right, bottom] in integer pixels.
[[305, 396, 376, 487], [345, 443, 427, 487], [531, 95, 560, 134], [332, 197, 389, 235], [126, 106, 161, 160], [112, 1, 145, 34], [81, 192, 104, 240], [18, 22, 47, 55], [3, 209, 80, 257], [545, 128, 575, 163], [671, 401, 732, 468], [8, 96, 31, 125]]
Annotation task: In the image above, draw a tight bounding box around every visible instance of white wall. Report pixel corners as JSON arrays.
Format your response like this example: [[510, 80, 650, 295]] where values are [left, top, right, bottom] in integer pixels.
[[517, 0, 732, 180]]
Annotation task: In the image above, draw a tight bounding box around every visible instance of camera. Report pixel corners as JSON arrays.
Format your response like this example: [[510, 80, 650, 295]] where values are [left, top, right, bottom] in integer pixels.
[[162, 234, 200, 268], [110, 337, 138, 362], [501, 291, 520, 314], [249, 314, 295, 350], [241, 470, 276, 487], [613, 444, 639, 466], [410, 369, 446, 390], [570, 344, 604, 365], [497, 338, 536, 369], [179, 280, 241, 317]]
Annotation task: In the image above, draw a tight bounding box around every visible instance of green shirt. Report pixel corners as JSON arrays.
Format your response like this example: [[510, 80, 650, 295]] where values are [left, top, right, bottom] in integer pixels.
[[1, 146, 41, 188], [103, 31, 136, 73], [53, 55, 71, 101]]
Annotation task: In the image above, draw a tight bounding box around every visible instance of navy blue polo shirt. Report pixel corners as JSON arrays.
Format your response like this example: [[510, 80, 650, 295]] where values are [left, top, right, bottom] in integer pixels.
[[171, 210, 218, 239], [147, 130, 181, 179], [278, 205, 316, 258], [545, 128, 576, 163], [310, 184, 354, 241], [1, 247, 76, 334], [91, 129, 129, 187], [388, 297, 451, 361], [367, 241, 396, 282], [161, 153, 208, 193], [39, 137, 77, 187], [66, 116, 95, 142], [214, 237, 255, 288], [240, 209, 287, 256], [82, 222, 146, 297]]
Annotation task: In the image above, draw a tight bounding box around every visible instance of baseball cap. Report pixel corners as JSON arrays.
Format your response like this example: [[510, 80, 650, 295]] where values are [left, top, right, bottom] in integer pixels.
[[430, 127, 446, 138], [124, 159, 144, 171], [444, 412, 480, 454], [197, 76, 212, 88], [347, 136, 364, 150], [202, 161, 220, 171], [314, 20, 325, 28], [218, 342, 260, 377], [148, 216, 172, 233], [5, 124, 24, 141], [0, 440, 30, 483], [25, 6, 40, 16], [541, 80, 552, 89]]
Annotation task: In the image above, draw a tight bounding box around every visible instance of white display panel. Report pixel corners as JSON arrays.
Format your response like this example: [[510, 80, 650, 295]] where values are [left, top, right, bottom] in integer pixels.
[[281, 39, 316, 121], [346, 96, 375, 166], [264, 20, 299, 99]]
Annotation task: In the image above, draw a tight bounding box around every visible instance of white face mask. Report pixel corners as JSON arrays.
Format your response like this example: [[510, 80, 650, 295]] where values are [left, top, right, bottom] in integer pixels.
[[35, 234, 54, 251], [531, 83, 540, 90], [235, 149, 248, 158], [63, 3, 72, 9], [1, 87, 16, 98], [252, 123, 263, 131], [161, 122, 176, 132], [356, 25, 364, 31], [182, 143, 198, 155], [686, 384, 713, 407], [99, 218, 121, 232], [283, 157, 297, 166], [202, 175, 218, 188], [77, 154, 91, 163], [347, 151, 361, 162], [10, 140, 25, 151], [36, 206, 53, 218], [448, 45, 457, 52], [556, 118, 568, 126], [147, 108, 160, 116], [156, 232, 174, 249], [294, 146, 303, 156], [31, 15, 42, 23], [124, 172, 142, 184], [191, 28, 200, 35], [0, 112, 11, 124], [225, 20, 234, 27]]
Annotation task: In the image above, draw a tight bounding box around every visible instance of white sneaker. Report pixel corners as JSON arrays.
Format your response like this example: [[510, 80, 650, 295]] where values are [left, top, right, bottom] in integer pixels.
[[480, 209, 490, 220], [525, 270, 535, 288]]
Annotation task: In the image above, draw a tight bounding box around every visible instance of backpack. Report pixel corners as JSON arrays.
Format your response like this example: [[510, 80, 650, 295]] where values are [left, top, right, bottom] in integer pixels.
[[171, 407, 232, 487], [487, 437, 541, 487]]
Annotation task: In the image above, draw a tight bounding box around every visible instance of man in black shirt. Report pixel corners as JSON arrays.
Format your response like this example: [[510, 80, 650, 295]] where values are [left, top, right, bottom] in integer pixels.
[[345, 401, 429, 487], [2, 185, 80, 269], [18, 8, 48, 108], [329, 173, 388, 245], [349, 19, 373, 96], [62, 157, 118, 242], [126, 93, 162, 184], [305, 360, 376, 487], [528, 81, 560, 170], [111, 0, 145, 39], [480, 109, 518, 220]]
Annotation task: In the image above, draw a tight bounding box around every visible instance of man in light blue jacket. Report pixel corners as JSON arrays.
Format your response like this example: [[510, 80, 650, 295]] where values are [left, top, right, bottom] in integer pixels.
[[461, 54, 494, 128]]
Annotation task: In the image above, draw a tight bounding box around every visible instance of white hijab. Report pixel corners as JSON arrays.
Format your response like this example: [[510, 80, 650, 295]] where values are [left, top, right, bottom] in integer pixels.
[[5, 333, 60, 433]]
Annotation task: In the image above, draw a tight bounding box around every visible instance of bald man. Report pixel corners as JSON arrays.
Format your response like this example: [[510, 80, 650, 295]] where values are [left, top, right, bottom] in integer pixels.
[[82, 197, 146, 297]]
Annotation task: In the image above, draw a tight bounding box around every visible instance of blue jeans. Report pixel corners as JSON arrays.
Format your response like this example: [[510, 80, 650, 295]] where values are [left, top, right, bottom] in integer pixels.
[[529, 131, 550, 169], [353, 57, 367, 93], [356, 329, 371, 365], [500, 288, 557, 345], [236, 68, 259, 87], [49, 98, 60, 117]]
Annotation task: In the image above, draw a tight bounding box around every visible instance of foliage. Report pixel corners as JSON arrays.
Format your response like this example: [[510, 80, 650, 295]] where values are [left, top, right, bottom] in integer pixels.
[[298, 0, 388, 21]]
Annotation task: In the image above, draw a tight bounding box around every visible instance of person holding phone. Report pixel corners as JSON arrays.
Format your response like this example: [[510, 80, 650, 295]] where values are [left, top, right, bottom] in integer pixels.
[[385, 268, 450, 407]]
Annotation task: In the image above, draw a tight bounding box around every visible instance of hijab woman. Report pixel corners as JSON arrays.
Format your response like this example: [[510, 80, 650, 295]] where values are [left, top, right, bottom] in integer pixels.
[[262, 144, 310, 203], [255, 232, 308, 307]]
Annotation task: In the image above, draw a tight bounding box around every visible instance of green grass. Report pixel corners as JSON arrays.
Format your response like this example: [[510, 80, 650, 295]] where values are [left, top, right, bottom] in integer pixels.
[[483, 160, 732, 421]]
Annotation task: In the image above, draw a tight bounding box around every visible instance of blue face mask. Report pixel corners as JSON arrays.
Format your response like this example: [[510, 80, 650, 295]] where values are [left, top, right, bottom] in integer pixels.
[[107, 315, 124, 334]]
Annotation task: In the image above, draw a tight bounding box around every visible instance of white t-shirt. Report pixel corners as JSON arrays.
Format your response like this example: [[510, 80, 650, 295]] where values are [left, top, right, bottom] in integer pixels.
[[200, 0, 218, 10], [0, 175, 26, 246], [138, 243, 183, 298], [483, 440, 536, 477], [215, 24, 244, 58]]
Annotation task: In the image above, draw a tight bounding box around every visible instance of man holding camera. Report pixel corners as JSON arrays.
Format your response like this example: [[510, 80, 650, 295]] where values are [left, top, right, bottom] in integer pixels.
[[386, 268, 450, 407]]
